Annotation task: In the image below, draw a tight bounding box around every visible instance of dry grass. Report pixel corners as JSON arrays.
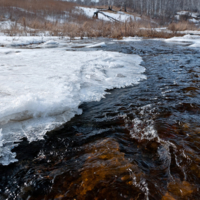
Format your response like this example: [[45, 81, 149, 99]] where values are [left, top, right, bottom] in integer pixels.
[[93, 5, 120, 11], [0, 0, 187, 38], [0, 0, 76, 13], [1, 19, 183, 38], [0, 0, 93, 25], [168, 21, 198, 32]]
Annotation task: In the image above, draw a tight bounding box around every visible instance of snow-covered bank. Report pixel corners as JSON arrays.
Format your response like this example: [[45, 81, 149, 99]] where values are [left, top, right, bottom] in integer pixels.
[[140, 27, 200, 35], [0, 36, 92, 47], [175, 11, 200, 24], [0, 38, 146, 165], [0, 36, 50, 46], [78, 7, 141, 22], [164, 34, 200, 47]]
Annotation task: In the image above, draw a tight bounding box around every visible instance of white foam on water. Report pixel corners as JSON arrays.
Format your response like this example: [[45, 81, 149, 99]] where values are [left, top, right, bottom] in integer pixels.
[[128, 168, 149, 200], [0, 44, 146, 165], [125, 104, 158, 141], [124, 102, 188, 182], [130, 118, 158, 141]]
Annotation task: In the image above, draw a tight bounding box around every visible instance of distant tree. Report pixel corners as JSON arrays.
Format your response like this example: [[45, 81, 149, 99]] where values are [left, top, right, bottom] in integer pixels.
[[79, 0, 200, 20]]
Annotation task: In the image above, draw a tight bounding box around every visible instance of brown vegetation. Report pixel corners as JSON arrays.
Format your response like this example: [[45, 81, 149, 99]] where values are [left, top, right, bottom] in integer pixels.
[[0, 0, 76, 13], [168, 21, 198, 33], [0, 0, 194, 38]]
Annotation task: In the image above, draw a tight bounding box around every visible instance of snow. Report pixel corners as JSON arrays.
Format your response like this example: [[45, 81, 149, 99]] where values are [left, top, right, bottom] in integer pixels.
[[177, 11, 200, 18], [78, 7, 141, 22], [190, 12, 200, 18], [189, 18, 200, 23], [164, 34, 200, 48], [174, 15, 180, 20], [0, 36, 85, 47], [0, 37, 146, 165], [45, 13, 71, 24], [140, 27, 172, 34], [175, 11, 200, 24], [0, 36, 47, 46], [179, 30, 200, 35], [0, 129, 3, 147], [11, 7, 35, 15], [177, 11, 190, 15], [0, 20, 40, 36], [114, 36, 142, 42], [121, 37, 142, 42], [140, 27, 200, 35], [0, 20, 15, 30], [86, 42, 107, 48]]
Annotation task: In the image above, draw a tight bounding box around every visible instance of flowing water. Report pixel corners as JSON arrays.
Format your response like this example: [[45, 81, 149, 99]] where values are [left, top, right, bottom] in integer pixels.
[[0, 39, 200, 200]]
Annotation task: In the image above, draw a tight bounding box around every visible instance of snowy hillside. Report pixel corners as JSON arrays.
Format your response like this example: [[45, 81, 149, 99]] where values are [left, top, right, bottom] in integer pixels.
[[175, 11, 200, 24], [78, 7, 141, 22]]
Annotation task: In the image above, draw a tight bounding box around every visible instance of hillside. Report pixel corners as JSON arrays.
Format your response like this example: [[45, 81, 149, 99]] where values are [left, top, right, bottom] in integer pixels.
[[0, 0, 199, 38]]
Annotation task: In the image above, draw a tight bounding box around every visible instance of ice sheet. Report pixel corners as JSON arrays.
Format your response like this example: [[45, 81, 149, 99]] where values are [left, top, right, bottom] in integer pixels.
[[164, 34, 200, 48], [86, 42, 107, 48], [0, 36, 64, 47], [114, 37, 142, 42], [0, 41, 146, 165]]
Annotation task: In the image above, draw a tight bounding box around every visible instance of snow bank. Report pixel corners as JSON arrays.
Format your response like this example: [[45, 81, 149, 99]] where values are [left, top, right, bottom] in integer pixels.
[[0, 36, 44, 46], [140, 27, 200, 35], [0, 20, 15, 30], [175, 11, 200, 24], [165, 34, 200, 48], [177, 11, 200, 18], [0, 41, 146, 165], [0, 36, 91, 47], [178, 30, 200, 35], [117, 36, 142, 42], [0, 36, 64, 47], [189, 18, 200, 23]]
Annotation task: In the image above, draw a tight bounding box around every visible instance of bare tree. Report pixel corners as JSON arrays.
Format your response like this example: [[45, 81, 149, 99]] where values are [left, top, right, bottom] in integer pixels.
[[80, 0, 200, 20]]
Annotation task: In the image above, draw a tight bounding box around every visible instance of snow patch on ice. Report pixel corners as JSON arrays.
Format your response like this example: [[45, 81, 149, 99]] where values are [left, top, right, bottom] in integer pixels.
[[86, 42, 107, 48], [115, 36, 142, 42], [0, 36, 46, 46], [165, 34, 200, 48]]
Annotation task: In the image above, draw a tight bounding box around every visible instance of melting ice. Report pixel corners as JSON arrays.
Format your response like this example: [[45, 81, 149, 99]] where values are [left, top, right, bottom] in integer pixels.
[[0, 39, 146, 165]]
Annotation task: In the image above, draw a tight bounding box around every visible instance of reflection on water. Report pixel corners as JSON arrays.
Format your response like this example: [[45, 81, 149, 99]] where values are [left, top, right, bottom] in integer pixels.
[[0, 39, 200, 200]]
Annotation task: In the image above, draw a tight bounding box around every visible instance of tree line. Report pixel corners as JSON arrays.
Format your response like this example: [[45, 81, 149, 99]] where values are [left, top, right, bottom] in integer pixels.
[[75, 0, 200, 20]]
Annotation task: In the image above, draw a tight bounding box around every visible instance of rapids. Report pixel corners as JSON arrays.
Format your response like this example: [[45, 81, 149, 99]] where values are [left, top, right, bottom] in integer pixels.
[[0, 38, 200, 200]]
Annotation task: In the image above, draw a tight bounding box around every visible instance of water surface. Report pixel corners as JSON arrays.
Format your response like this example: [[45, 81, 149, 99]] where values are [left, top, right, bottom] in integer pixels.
[[0, 39, 200, 200]]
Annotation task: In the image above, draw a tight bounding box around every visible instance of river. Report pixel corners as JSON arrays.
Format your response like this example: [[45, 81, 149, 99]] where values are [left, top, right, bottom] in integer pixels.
[[0, 38, 200, 200]]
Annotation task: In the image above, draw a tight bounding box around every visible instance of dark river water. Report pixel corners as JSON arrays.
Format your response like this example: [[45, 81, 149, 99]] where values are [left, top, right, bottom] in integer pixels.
[[0, 39, 200, 200]]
